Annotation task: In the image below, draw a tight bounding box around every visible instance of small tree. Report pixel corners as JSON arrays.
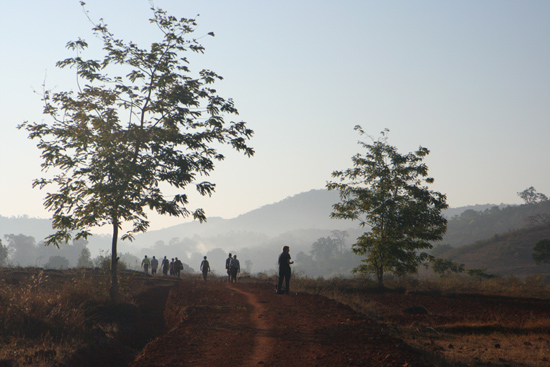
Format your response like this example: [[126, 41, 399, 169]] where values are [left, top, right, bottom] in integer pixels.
[[77, 247, 94, 268], [327, 127, 448, 287], [19, 5, 253, 303], [532, 239, 550, 265], [518, 187, 548, 204], [431, 257, 465, 277]]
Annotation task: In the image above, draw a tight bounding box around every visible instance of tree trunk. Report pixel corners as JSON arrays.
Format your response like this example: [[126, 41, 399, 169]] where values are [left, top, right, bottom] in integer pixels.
[[377, 266, 384, 288], [110, 221, 119, 304]]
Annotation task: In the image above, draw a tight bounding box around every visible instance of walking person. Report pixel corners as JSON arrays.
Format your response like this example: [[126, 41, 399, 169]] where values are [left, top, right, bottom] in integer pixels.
[[169, 258, 175, 276], [229, 254, 240, 283], [200, 256, 210, 281], [225, 253, 232, 282], [277, 246, 294, 294], [141, 255, 151, 274], [150, 256, 159, 276], [161, 256, 170, 276], [174, 257, 183, 278]]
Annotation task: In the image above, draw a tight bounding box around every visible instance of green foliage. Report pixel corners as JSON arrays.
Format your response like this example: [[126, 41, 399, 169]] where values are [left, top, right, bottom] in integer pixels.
[[327, 127, 448, 286], [18, 5, 253, 302], [430, 257, 465, 277], [532, 239, 550, 265]]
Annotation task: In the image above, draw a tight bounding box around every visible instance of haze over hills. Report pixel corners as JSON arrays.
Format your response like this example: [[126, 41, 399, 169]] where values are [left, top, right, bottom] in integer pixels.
[[1, 189, 501, 257], [3, 189, 550, 276]]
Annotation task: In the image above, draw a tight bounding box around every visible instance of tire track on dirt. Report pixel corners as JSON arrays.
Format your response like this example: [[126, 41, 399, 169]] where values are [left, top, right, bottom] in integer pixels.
[[228, 285, 275, 366]]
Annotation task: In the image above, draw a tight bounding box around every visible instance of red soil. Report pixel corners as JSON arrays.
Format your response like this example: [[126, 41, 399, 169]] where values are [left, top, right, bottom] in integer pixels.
[[129, 280, 432, 367]]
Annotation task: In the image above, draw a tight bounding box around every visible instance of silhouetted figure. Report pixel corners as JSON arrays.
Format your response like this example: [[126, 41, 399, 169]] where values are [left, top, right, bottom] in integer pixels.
[[169, 258, 175, 276], [277, 246, 294, 294], [225, 253, 232, 282], [229, 254, 240, 283], [141, 255, 150, 274], [161, 256, 170, 276], [200, 256, 210, 281], [174, 257, 183, 278], [151, 256, 158, 275]]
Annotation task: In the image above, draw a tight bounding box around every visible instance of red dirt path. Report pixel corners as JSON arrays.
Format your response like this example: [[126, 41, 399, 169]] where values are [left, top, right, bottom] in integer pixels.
[[129, 280, 432, 367]]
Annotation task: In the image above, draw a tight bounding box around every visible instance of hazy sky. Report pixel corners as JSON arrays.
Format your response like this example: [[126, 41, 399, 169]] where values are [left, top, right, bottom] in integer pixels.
[[1, 0, 549, 233]]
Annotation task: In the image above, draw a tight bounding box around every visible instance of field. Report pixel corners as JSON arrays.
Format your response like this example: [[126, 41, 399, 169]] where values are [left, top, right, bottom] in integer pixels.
[[1, 268, 549, 366]]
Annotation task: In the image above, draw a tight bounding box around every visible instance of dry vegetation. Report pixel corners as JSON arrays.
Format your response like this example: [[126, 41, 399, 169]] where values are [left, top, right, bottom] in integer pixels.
[[0, 268, 175, 367], [1, 268, 550, 366], [293, 274, 550, 367]]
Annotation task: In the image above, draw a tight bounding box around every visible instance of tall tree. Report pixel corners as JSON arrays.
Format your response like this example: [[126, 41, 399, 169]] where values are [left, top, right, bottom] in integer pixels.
[[327, 127, 447, 286], [330, 229, 348, 253], [19, 5, 254, 303], [518, 186, 548, 204]]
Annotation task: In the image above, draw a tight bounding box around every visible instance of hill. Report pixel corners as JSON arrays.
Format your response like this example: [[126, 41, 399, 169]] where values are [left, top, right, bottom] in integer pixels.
[[436, 224, 550, 276], [441, 200, 550, 247]]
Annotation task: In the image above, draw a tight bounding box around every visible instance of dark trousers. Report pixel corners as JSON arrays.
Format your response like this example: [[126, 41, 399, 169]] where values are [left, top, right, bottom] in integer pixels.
[[277, 268, 291, 293]]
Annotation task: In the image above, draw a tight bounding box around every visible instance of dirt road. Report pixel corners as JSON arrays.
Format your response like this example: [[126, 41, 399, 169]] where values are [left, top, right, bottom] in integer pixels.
[[129, 280, 431, 367]]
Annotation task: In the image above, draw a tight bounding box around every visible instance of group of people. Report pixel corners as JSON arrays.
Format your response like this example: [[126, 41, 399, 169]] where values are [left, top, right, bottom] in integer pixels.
[[140, 246, 294, 294], [225, 253, 240, 283], [141, 255, 184, 277]]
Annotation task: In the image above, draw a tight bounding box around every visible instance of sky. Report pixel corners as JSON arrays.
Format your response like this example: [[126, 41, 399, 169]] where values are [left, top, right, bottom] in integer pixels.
[[1, 0, 549, 234]]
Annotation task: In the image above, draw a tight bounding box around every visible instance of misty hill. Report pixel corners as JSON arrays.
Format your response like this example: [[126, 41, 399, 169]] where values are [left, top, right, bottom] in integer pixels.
[[128, 189, 353, 249], [442, 200, 550, 247], [435, 224, 550, 277]]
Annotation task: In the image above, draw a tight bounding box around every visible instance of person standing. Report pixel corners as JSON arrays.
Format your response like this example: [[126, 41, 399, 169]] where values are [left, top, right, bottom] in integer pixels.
[[150, 256, 159, 276], [225, 253, 232, 282], [277, 246, 294, 294], [161, 256, 170, 276], [200, 256, 210, 281], [141, 255, 151, 274], [229, 254, 240, 283]]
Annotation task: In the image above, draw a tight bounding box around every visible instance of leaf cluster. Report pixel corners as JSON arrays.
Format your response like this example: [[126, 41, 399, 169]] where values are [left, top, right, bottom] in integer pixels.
[[19, 5, 254, 247]]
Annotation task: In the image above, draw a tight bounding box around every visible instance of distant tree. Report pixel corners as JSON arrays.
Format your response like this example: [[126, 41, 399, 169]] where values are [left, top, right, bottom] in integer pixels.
[[532, 239, 550, 265], [518, 187, 548, 204], [330, 230, 348, 253], [19, 5, 253, 303], [45, 255, 70, 269], [0, 239, 8, 266], [327, 127, 448, 287], [77, 247, 94, 268], [4, 234, 37, 267], [431, 258, 465, 277], [311, 237, 338, 262]]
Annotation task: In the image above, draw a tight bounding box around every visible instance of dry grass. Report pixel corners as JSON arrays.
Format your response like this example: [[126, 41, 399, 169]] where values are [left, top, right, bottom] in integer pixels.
[[0, 267, 158, 366], [292, 274, 550, 367]]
